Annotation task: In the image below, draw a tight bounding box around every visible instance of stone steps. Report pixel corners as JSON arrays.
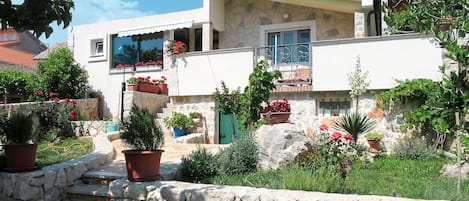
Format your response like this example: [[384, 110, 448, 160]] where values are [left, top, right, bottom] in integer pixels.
[[67, 183, 111, 201]]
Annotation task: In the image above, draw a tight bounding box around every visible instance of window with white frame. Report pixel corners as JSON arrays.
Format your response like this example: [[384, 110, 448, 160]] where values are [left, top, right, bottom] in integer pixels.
[[90, 38, 104, 57], [317, 99, 351, 117]]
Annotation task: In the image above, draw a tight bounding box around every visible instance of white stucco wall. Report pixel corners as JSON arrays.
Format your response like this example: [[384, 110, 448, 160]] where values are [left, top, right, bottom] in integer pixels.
[[312, 34, 442, 91], [170, 48, 254, 96]]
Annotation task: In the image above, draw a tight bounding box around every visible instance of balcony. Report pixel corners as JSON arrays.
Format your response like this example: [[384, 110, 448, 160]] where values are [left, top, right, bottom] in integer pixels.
[[169, 34, 442, 96]]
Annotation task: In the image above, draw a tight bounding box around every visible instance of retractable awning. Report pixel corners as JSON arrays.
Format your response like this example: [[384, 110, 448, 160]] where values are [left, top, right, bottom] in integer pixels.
[[117, 21, 194, 37]]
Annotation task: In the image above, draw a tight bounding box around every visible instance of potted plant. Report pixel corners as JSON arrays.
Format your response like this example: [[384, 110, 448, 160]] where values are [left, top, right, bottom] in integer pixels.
[[261, 99, 291, 124], [136, 76, 161, 94], [364, 132, 384, 153], [1, 111, 37, 172], [121, 104, 164, 181], [158, 76, 168, 95], [164, 112, 193, 138], [165, 40, 186, 55], [126, 77, 139, 91]]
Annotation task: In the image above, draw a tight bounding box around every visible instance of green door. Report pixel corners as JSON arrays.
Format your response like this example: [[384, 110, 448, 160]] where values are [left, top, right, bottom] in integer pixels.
[[219, 113, 245, 144]]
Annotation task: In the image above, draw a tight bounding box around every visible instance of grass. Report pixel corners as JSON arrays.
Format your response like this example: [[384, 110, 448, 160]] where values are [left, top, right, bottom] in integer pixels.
[[36, 138, 94, 168], [206, 156, 469, 201]]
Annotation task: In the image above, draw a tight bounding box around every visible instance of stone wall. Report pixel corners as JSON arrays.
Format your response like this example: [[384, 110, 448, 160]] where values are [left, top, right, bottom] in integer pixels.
[[0, 134, 115, 201], [222, 0, 354, 48], [124, 91, 170, 117], [168, 91, 407, 151], [169, 96, 216, 143]]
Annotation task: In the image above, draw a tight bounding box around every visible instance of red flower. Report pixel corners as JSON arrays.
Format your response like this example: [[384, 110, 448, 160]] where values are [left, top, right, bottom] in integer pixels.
[[64, 98, 70, 103], [344, 133, 353, 141], [71, 100, 78, 105], [71, 109, 76, 115], [161, 76, 167, 80], [71, 114, 77, 121], [43, 107, 49, 112], [49, 92, 57, 97], [331, 132, 343, 141], [53, 97, 60, 103], [35, 90, 44, 96], [319, 124, 328, 131]]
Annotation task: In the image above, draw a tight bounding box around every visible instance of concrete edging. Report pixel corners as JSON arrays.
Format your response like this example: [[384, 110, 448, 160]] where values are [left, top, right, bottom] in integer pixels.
[[0, 133, 116, 201]]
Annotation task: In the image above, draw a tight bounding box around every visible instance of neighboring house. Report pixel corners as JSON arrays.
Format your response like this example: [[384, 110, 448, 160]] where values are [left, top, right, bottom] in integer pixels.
[[70, 0, 443, 143], [34, 42, 67, 60], [0, 28, 47, 71]]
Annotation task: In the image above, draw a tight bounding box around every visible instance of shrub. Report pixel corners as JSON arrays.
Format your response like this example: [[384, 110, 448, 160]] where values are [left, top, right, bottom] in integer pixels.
[[334, 113, 375, 140], [364, 132, 384, 140], [164, 112, 193, 129], [393, 137, 434, 160], [181, 146, 218, 183], [121, 104, 164, 151], [0, 69, 35, 102], [36, 47, 89, 99], [217, 136, 258, 175]]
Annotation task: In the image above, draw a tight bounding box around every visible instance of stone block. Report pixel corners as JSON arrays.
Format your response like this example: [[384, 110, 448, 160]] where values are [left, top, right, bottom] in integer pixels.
[[175, 133, 204, 144]]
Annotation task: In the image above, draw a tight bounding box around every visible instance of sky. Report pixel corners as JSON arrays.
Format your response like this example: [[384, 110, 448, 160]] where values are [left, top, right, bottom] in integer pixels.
[[23, 0, 203, 46]]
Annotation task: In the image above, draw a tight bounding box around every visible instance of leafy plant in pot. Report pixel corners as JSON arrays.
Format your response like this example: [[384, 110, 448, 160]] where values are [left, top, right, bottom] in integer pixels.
[[1, 111, 37, 172], [164, 112, 193, 138], [261, 99, 291, 124], [364, 132, 384, 153], [121, 104, 164, 181]]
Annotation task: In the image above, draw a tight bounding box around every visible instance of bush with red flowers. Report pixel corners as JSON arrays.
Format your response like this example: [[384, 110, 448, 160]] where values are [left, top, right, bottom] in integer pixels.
[[165, 40, 186, 55], [262, 99, 291, 113]]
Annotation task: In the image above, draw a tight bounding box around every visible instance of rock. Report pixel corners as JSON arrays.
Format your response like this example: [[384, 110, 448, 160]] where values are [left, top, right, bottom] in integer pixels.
[[255, 123, 314, 169], [175, 133, 205, 144], [440, 163, 469, 178], [14, 180, 42, 201]]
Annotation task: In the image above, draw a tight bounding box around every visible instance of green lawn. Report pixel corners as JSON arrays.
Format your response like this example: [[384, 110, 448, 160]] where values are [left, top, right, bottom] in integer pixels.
[[208, 156, 468, 201], [36, 138, 94, 168]]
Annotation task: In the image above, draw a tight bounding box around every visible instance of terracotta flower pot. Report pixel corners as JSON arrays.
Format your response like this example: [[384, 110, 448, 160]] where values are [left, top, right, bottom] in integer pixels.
[[122, 150, 164, 182], [159, 83, 168, 95], [4, 144, 38, 172], [367, 139, 381, 153], [138, 83, 160, 94], [127, 84, 139, 91], [262, 112, 291, 124]]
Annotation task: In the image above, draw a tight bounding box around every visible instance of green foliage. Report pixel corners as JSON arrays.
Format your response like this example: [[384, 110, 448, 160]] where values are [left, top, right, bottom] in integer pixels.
[[165, 112, 193, 129], [37, 138, 94, 168], [36, 48, 89, 99], [121, 105, 164, 151], [35, 95, 79, 140], [0, 70, 35, 102], [393, 137, 435, 160], [180, 146, 218, 183], [2, 112, 33, 144], [378, 79, 439, 109], [0, 0, 74, 38], [237, 60, 281, 133], [189, 112, 202, 119], [364, 132, 384, 140], [214, 81, 242, 115], [216, 136, 259, 175], [334, 113, 375, 140]]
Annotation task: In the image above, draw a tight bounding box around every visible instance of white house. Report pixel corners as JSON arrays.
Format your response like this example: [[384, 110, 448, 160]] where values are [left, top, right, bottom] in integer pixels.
[[69, 0, 443, 143]]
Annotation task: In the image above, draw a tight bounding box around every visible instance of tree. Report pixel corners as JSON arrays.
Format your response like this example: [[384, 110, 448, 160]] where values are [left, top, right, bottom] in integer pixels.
[[0, 0, 74, 38], [347, 55, 369, 114], [36, 47, 88, 99], [385, 0, 469, 194]]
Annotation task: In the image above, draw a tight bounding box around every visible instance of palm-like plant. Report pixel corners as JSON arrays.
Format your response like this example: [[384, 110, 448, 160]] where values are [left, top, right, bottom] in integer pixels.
[[334, 113, 375, 140]]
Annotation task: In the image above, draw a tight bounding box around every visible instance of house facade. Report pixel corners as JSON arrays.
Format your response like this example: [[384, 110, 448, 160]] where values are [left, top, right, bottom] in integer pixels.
[[0, 28, 46, 71], [70, 0, 443, 144]]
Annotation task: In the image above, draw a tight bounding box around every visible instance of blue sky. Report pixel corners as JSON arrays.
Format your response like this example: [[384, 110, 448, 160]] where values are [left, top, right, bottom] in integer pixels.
[[36, 0, 203, 46]]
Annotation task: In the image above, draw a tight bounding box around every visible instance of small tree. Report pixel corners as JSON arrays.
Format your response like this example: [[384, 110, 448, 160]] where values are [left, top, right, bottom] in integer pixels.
[[36, 47, 89, 99], [347, 55, 369, 114]]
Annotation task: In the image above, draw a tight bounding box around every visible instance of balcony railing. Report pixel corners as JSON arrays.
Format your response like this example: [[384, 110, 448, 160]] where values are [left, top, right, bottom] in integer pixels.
[[254, 43, 312, 86]]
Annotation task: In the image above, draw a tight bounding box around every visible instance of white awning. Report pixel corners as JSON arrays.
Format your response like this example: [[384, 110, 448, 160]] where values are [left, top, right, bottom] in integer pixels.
[[117, 21, 194, 37]]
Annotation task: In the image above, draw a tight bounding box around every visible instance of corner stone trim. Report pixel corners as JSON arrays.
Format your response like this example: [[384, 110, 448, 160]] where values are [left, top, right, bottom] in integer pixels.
[[0, 134, 115, 201]]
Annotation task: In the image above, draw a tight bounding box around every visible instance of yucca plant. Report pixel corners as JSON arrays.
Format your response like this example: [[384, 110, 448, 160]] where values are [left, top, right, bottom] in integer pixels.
[[334, 113, 375, 140]]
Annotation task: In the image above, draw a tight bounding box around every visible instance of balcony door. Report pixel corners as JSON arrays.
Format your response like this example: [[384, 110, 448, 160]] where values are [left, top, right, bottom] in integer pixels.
[[267, 29, 310, 64]]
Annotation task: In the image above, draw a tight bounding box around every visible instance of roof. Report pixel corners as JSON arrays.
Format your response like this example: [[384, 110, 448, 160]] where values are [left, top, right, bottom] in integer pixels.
[[34, 42, 67, 60], [0, 42, 38, 68]]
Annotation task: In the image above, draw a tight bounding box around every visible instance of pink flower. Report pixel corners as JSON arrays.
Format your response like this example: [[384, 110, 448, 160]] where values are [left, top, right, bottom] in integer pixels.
[[344, 133, 353, 141], [49, 92, 57, 97], [331, 132, 343, 141], [319, 124, 328, 131], [35, 90, 44, 96], [53, 97, 60, 103]]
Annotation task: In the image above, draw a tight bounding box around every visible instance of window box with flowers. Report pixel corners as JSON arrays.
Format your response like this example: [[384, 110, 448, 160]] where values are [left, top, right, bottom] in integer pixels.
[[261, 99, 291, 124], [126, 77, 139, 91], [158, 76, 168, 95], [165, 40, 186, 55], [136, 76, 161, 94]]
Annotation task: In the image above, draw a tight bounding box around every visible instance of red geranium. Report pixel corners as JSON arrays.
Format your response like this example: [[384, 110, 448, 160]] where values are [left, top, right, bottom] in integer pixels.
[[49, 92, 57, 97], [331, 132, 343, 141], [319, 124, 328, 131], [262, 99, 291, 113], [53, 97, 60, 103], [35, 90, 44, 96], [344, 133, 353, 141]]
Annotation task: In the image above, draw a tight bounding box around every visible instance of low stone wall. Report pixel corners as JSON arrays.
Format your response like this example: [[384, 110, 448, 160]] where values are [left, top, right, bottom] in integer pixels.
[[71, 120, 115, 137], [124, 91, 170, 117], [0, 134, 115, 201], [108, 180, 445, 201]]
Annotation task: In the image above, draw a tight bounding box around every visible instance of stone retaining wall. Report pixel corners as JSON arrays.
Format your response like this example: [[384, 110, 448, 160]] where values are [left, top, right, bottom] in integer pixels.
[[124, 91, 170, 117], [0, 134, 115, 201], [108, 180, 445, 201]]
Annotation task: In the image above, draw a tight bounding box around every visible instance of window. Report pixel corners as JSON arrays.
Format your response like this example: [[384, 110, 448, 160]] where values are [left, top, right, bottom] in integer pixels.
[[267, 29, 310, 64], [111, 32, 164, 69], [90, 38, 104, 57], [318, 100, 351, 117], [194, 28, 220, 51]]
